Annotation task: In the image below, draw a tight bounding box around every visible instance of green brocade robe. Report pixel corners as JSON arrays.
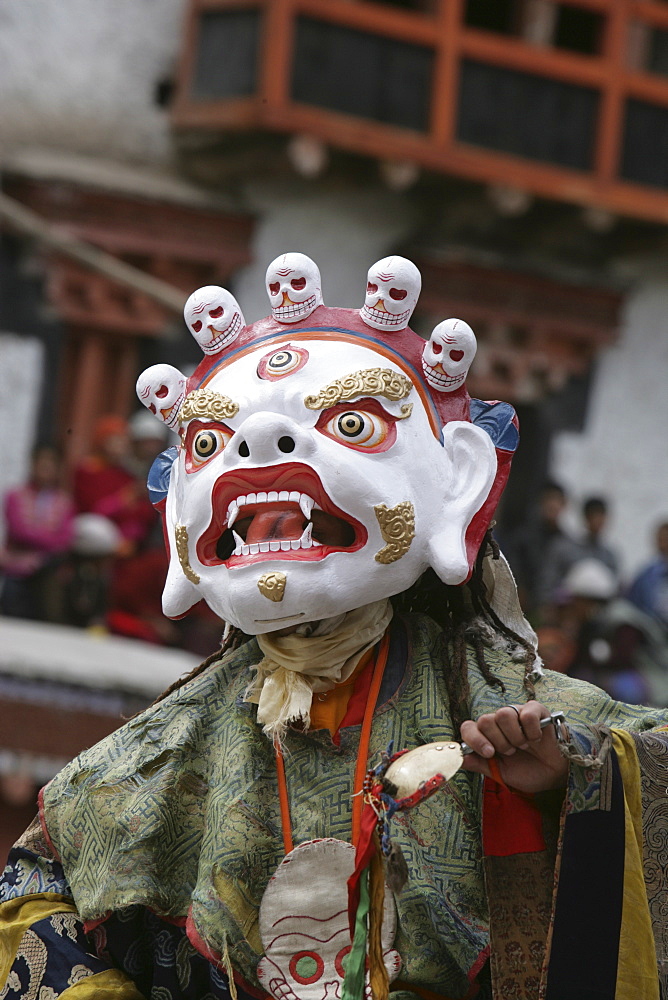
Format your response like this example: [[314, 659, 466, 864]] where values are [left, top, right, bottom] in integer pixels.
[[37, 614, 668, 999]]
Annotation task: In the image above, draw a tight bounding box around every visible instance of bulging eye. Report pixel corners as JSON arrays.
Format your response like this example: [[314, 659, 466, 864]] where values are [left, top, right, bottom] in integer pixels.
[[194, 429, 224, 458], [267, 350, 298, 373], [291, 276, 306, 290], [367, 282, 378, 294], [209, 306, 224, 319], [326, 410, 388, 448], [269, 281, 280, 295], [389, 287, 407, 300], [186, 425, 232, 472]]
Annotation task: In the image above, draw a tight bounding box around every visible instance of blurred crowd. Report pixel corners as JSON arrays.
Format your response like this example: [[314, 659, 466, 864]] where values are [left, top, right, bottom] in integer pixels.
[[501, 482, 668, 706], [0, 414, 221, 657], [2, 435, 668, 705]]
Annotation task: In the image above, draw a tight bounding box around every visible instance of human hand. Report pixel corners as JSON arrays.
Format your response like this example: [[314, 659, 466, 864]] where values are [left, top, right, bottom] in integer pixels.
[[460, 702, 569, 793]]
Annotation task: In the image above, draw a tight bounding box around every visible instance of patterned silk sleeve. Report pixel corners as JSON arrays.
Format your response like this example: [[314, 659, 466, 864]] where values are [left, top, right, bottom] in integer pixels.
[[0, 817, 144, 999]]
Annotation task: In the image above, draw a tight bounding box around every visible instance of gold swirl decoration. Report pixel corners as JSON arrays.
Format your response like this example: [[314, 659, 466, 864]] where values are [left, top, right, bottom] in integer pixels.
[[257, 572, 287, 602], [178, 389, 239, 423], [374, 501, 415, 564], [175, 525, 200, 584], [304, 368, 413, 411]]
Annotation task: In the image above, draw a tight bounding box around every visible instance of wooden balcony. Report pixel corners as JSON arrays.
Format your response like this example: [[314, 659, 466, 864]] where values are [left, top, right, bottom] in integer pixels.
[[172, 0, 668, 223]]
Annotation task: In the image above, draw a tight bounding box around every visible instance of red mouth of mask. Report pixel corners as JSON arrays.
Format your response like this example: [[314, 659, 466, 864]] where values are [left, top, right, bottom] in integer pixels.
[[197, 463, 367, 568]]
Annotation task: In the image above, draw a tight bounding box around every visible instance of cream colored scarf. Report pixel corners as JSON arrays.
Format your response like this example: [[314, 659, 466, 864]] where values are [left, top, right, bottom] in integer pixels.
[[245, 599, 393, 742]]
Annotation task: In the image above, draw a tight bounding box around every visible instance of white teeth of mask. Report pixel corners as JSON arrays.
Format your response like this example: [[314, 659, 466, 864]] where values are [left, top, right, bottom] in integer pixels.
[[300, 522, 313, 547], [225, 492, 323, 555], [234, 531, 320, 557], [227, 493, 316, 521], [299, 495, 314, 519]]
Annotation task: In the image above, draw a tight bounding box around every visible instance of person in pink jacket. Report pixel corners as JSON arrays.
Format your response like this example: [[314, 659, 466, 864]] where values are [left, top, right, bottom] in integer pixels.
[[0, 443, 75, 619]]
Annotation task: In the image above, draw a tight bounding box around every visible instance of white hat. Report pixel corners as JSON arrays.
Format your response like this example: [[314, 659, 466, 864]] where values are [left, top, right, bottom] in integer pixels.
[[129, 409, 168, 442], [72, 514, 122, 557], [563, 558, 618, 600]]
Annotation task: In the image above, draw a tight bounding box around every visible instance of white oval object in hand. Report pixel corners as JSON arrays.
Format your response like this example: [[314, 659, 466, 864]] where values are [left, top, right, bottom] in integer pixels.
[[384, 741, 464, 799]]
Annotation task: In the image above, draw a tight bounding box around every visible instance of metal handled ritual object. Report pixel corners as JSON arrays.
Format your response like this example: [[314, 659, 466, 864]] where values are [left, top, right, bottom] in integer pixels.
[[384, 711, 567, 800]]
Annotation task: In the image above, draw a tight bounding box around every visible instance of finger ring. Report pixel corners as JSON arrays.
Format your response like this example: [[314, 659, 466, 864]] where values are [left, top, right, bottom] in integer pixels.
[[509, 705, 527, 736]]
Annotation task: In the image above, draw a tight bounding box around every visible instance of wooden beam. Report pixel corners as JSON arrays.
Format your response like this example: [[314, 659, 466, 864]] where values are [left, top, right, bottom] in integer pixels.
[[430, 0, 464, 146], [171, 94, 262, 129], [459, 27, 608, 88], [257, 99, 668, 222], [66, 334, 107, 462], [0, 192, 185, 314], [624, 69, 668, 105], [261, 0, 294, 108], [630, 1, 668, 30], [296, 0, 439, 46], [594, 0, 630, 183]]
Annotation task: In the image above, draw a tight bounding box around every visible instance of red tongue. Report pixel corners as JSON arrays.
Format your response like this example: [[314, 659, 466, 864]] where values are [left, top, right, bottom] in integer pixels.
[[246, 509, 306, 544]]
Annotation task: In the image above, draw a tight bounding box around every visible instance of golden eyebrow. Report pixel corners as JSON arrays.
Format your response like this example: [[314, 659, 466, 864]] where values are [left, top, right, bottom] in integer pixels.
[[304, 367, 413, 411], [178, 388, 239, 423]]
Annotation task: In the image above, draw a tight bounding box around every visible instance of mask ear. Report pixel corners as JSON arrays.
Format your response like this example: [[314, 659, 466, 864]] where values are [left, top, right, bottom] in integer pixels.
[[162, 460, 202, 619], [428, 421, 497, 585]]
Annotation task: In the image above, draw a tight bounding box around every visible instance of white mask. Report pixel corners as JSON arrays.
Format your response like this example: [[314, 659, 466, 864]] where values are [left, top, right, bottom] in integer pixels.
[[155, 334, 496, 634]]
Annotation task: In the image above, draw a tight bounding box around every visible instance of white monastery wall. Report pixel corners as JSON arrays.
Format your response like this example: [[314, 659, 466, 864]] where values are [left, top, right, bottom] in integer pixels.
[[0, 334, 44, 538], [552, 280, 668, 580], [0, 0, 186, 165], [233, 182, 416, 323]]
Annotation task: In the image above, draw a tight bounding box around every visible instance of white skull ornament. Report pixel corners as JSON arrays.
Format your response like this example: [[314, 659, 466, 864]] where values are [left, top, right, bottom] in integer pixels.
[[422, 318, 477, 393], [184, 285, 245, 355], [136, 364, 187, 430], [257, 839, 400, 1000], [360, 256, 421, 332], [266, 253, 323, 324]]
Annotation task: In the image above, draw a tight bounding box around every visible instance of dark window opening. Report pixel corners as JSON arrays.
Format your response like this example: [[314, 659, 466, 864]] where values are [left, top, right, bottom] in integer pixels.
[[464, 0, 517, 35], [457, 60, 598, 170], [292, 17, 433, 131], [191, 9, 261, 100], [553, 5, 603, 55], [648, 27, 668, 77], [621, 98, 668, 189]]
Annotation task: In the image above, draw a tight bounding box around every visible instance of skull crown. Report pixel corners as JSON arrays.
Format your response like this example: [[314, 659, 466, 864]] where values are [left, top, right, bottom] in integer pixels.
[[136, 364, 187, 429], [265, 252, 323, 324], [137, 254, 482, 437], [422, 318, 477, 393], [360, 255, 421, 332], [184, 285, 246, 355]]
